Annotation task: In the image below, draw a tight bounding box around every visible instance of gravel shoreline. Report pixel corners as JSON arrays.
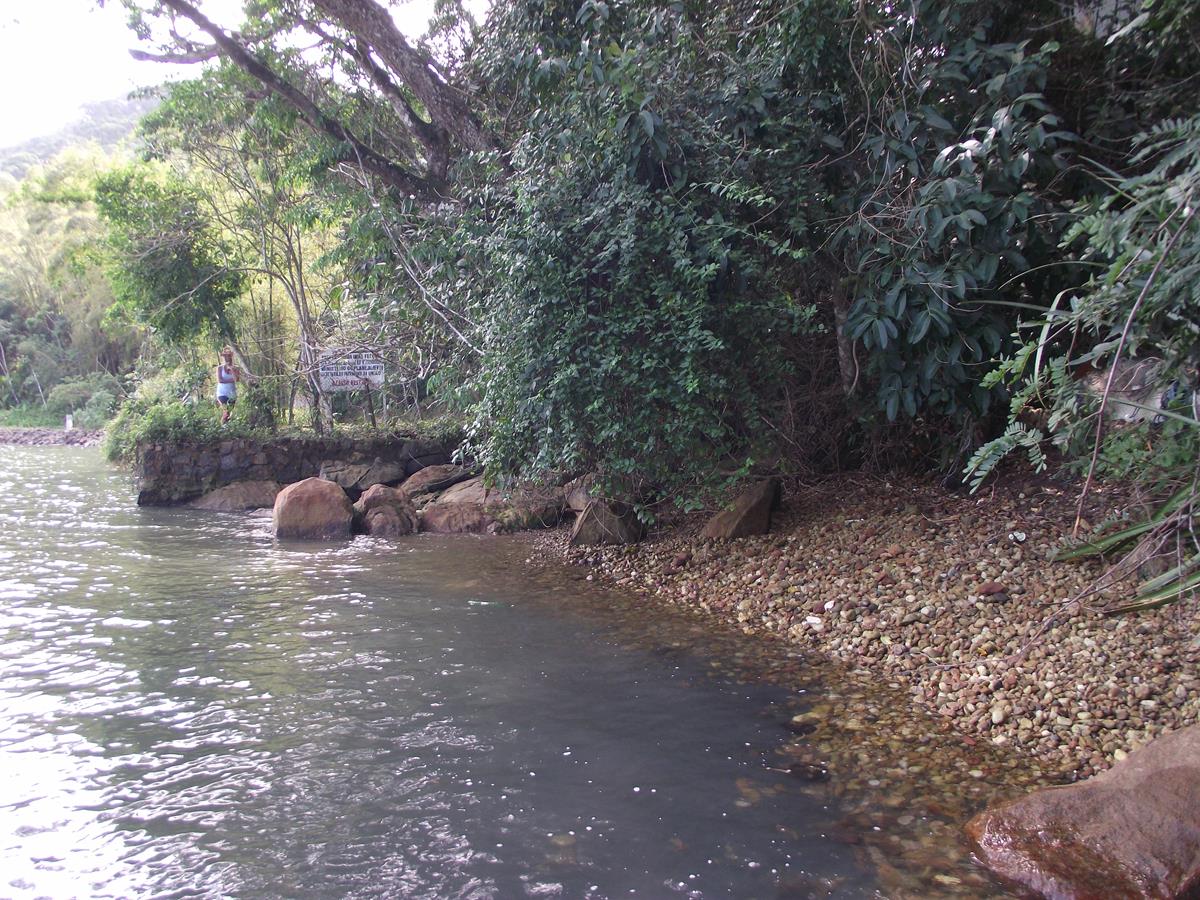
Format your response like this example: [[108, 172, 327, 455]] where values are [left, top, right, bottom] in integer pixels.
[[524, 475, 1200, 779], [0, 427, 104, 447]]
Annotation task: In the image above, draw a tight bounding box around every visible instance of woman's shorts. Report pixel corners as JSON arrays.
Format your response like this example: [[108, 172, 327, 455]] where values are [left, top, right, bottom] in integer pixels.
[[217, 394, 236, 406]]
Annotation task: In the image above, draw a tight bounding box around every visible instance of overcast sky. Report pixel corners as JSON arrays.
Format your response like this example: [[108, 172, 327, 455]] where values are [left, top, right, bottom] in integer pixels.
[[0, 0, 440, 149]]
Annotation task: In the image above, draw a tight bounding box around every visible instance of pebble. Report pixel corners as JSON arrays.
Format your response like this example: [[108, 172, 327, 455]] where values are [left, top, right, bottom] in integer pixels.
[[524, 476, 1200, 782]]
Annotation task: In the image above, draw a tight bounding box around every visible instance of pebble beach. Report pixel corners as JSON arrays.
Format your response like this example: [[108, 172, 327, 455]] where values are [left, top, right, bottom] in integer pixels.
[[0, 427, 104, 447], [527, 475, 1200, 780]]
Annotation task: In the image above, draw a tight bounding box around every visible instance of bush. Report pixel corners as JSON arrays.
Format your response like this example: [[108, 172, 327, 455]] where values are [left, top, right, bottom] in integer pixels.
[[45, 373, 122, 416], [230, 379, 277, 431], [75, 389, 118, 429], [104, 363, 256, 461], [0, 405, 63, 428]]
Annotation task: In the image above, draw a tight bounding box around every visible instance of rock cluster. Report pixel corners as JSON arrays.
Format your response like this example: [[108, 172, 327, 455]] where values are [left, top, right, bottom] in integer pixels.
[[136, 434, 451, 505], [257, 466, 573, 540], [527, 476, 1200, 778]]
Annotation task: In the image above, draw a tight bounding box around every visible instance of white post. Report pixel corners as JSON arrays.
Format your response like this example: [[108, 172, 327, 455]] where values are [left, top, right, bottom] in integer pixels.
[[64, 414, 73, 431]]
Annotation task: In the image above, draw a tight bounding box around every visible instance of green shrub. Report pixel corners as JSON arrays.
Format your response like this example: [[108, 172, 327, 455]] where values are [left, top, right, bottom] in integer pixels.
[[76, 390, 118, 429], [0, 405, 62, 428], [230, 379, 277, 431], [103, 363, 257, 461], [45, 373, 122, 417]]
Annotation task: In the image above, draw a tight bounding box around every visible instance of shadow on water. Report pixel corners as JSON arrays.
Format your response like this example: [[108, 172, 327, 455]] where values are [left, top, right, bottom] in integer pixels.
[[0, 447, 1043, 899]]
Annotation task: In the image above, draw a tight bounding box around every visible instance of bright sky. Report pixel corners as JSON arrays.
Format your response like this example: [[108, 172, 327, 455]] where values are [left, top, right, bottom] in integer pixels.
[[0, 0, 442, 149]]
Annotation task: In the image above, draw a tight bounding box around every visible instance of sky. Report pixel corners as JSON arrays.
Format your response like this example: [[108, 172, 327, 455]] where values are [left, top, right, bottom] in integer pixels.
[[0, 0, 440, 149]]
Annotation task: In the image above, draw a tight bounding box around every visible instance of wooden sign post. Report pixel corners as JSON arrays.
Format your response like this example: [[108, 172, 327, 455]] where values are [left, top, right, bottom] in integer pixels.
[[318, 350, 386, 427]]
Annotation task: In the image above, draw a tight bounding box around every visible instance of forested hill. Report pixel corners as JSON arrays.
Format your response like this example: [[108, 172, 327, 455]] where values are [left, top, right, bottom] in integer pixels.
[[0, 95, 159, 180]]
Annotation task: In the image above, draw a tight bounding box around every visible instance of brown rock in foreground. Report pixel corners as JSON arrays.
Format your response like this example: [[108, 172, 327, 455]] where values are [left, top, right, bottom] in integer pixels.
[[353, 484, 418, 536], [417, 476, 564, 534], [569, 500, 643, 546], [272, 477, 353, 540], [420, 503, 494, 534], [189, 480, 281, 511], [700, 478, 780, 540], [966, 724, 1200, 899], [362, 505, 418, 537]]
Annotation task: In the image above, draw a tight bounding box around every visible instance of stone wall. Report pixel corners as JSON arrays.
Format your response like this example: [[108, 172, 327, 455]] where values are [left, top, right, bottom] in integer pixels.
[[135, 434, 452, 506]]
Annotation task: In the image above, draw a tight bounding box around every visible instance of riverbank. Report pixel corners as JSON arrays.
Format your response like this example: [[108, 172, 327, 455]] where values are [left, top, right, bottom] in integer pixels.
[[0, 426, 104, 447], [523, 475, 1200, 779]]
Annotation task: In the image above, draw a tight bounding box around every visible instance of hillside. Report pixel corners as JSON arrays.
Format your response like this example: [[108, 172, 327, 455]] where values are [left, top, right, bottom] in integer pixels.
[[0, 94, 159, 180]]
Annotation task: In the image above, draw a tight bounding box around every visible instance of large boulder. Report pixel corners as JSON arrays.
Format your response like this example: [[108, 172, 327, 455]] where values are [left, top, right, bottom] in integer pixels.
[[352, 484, 418, 537], [420, 504, 495, 534], [272, 477, 354, 540], [356, 457, 408, 490], [569, 500, 644, 546], [966, 725, 1200, 899], [699, 478, 781, 540], [361, 505, 418, 537], [319, 457, 407, 495], [318, 460, 370, 490], [431, 475, 498, 506], [418, 476, 565, 533], [189, 480, 281, 511], [399, 464, 474, 498], [490, 491, 565, 532], [563, 474, 598, 513]]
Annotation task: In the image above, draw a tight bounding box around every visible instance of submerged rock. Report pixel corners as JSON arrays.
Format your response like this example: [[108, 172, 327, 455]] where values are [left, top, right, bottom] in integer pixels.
[[966, 724, 1200, 899], [272, 477, 353, 540], [189, 480, 281, 511], [569, 500, 643, 546], [700, 478, 781, 540]]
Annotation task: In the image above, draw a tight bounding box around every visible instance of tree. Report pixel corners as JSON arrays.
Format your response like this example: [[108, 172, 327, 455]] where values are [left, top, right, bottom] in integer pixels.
[[0, 146, 140, 410], [96, 164, 245, 347]]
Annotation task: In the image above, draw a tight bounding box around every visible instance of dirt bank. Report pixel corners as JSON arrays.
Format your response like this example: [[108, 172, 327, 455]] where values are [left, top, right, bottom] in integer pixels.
[[524, 476, 1199, 780], [0, 427, 104, 447]]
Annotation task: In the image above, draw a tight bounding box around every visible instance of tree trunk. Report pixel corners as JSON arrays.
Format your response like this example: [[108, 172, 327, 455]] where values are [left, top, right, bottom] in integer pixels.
[[831, 280, 859, 399]]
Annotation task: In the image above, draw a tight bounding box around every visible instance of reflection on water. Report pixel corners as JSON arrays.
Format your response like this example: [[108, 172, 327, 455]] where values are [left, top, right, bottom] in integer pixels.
[[1, 447, 885, 899]]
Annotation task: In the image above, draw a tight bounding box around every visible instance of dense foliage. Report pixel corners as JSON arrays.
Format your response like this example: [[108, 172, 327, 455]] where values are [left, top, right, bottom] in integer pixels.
[[0, 147, 139, 424], [4, 0, 1197, 563]]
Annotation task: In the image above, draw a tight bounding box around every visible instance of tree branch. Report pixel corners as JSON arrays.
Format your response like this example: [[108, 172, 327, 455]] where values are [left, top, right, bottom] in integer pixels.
[[152, 0, 442, 198]]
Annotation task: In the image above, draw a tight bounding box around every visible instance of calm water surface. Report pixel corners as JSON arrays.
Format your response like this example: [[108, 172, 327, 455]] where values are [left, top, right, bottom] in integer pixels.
[[0, 447, 884, 899]]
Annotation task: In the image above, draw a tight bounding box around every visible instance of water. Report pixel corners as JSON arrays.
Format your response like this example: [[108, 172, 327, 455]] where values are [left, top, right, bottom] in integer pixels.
[[0, 447, 888, 899]]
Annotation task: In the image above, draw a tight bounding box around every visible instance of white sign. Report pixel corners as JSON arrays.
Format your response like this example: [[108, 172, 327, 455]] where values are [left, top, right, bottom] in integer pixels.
[[319, 350, 386, 392]]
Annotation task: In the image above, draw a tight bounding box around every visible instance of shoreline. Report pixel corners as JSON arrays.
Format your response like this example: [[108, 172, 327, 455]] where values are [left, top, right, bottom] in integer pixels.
[[0, 426, 104, 447], [522, 474, 1200, 780]]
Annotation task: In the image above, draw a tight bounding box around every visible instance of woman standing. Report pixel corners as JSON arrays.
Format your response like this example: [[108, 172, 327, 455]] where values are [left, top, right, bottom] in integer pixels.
[[215, 347, 241, 424]]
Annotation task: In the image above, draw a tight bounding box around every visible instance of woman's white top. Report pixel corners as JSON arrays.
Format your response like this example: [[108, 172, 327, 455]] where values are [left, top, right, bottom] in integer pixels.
[[216, 364, 237, 399]]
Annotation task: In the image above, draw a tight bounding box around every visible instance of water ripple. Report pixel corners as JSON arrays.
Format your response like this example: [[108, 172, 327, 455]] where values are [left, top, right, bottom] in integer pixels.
[[0, 448, 878, 899]]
